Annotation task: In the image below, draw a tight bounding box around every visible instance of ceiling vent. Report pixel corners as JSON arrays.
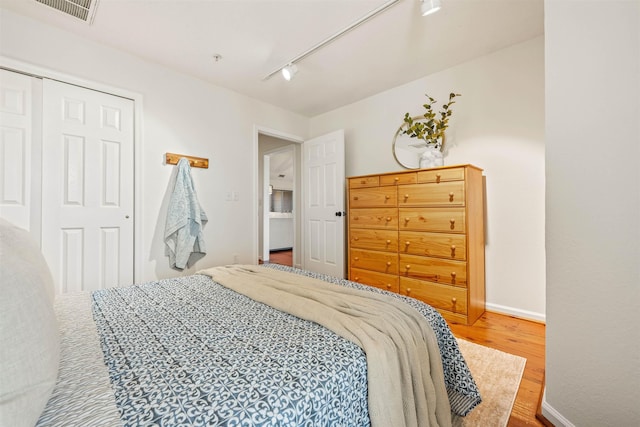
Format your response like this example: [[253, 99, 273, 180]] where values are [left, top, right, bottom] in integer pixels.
[[36, 0, 100, 24]]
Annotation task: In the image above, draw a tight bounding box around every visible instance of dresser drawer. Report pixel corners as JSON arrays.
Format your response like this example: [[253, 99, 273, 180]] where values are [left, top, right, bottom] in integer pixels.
[[350, 186, 397, 208], [349, 176, 379, 188], [399, 208, 466, 233], [379, 172, 417, 186], [399, 181, 465, 207], [350, 249, 398, 275], [400, 277, 467, 315], [417, 167, 465, 183], [399, 231, 466, 260], [350, 268, 399, 293], [399, 254, 467, 286], [349, 208, 398, 229], [350, 229, 398, 252]]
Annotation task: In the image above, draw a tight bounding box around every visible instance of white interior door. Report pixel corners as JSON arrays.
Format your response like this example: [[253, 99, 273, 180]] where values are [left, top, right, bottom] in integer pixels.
[[0, 69, 38, 234], [303, 130, 345, 277], [41, 79, 134, 294]]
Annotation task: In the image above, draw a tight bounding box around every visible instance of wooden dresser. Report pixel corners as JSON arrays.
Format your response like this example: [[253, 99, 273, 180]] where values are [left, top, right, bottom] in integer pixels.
[[347, 165, 485, 325]]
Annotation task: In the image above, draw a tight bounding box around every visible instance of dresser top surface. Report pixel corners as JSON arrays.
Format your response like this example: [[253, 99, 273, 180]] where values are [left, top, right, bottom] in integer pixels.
[[348, 164, 483, 180]]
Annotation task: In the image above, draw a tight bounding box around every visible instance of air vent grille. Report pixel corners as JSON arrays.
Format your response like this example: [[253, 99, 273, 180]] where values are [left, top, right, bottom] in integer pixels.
[[36, 0, 99, 23]]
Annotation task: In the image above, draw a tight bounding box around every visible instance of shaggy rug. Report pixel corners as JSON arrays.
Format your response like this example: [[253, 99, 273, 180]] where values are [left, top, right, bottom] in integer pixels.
[[452, 339, 527, 427]]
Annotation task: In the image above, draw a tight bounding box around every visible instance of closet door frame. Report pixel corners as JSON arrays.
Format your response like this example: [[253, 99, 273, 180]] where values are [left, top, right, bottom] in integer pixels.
[[0, 56, 144, 284]]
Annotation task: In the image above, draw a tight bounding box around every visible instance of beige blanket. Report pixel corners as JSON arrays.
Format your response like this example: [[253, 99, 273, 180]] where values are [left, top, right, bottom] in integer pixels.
[[199, 265, 452, 427]]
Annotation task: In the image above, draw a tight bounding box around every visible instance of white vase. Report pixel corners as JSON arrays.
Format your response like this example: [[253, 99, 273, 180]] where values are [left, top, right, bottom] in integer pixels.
[[419, 147, 444, 169]]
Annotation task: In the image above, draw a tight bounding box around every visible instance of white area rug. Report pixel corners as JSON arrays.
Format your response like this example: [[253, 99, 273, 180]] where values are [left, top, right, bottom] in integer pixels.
[[452, 338, 527, 427]]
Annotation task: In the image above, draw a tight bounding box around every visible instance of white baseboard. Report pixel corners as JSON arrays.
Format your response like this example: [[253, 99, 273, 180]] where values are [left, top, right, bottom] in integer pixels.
[[485, 302, 546, 323], [542, 397, 575, 427]]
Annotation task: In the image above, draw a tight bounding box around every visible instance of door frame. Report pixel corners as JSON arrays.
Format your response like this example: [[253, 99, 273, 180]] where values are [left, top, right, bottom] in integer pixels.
[[253, 125, 303, 268], [0, 56, 144, 284]]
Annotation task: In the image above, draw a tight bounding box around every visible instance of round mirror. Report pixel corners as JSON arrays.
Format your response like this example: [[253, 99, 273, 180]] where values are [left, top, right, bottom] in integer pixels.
[[392, 117, 445, 169], [393, 118, 426, 169]]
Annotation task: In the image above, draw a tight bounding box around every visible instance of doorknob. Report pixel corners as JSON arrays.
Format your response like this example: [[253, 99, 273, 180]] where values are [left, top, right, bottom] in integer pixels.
[[335, 211, 346, 217]]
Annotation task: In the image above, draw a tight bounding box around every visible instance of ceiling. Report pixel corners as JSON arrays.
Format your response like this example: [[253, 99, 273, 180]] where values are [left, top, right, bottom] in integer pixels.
[[1, 0, 543, 117], [269, 150, 294, 187]]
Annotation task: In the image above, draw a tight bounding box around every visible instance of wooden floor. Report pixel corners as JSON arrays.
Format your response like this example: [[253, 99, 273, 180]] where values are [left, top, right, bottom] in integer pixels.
[[263, 249, 293, 267], [449, 312, 546, 427]]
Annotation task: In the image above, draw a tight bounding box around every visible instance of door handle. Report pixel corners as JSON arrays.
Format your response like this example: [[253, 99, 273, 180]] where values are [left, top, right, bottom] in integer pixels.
[[335, 211, 346, 217]]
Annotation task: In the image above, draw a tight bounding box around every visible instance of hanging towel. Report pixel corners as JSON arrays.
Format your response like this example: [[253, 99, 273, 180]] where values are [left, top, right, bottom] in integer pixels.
[[164, 158, 208, 270]]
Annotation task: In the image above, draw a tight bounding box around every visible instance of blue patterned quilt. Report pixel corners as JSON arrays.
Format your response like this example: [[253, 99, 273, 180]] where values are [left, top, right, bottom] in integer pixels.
[[92, 265, 480, 426]]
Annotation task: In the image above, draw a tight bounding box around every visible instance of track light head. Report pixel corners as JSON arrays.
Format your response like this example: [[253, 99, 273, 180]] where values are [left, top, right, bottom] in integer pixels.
[[421, 0, 441, 16], [281, 64, 298, 81]]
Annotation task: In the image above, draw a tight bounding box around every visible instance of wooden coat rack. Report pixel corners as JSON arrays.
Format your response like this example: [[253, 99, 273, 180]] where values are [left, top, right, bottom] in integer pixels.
[[165, 152, 209, 169]]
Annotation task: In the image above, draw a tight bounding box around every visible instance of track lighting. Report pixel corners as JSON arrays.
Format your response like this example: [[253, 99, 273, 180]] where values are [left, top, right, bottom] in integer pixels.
[[265, 0, 439, 82], [263, 0, 401, 81], [421, 0, 441, 16], [281, 64, 298, 81]]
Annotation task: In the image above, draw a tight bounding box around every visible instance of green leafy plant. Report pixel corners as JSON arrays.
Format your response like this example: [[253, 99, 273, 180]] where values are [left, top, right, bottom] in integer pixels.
[[401, 92, 461, 151]]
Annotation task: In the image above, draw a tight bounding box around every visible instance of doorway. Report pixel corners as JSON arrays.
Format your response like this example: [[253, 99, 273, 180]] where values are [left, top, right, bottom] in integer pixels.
[[259, 135, 298, 267]]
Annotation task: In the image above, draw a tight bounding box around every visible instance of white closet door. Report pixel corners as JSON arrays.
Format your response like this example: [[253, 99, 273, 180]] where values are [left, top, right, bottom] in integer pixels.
[[0, 69, 36, 232], [303, 130, 345, 278], [42, 79, 134, 294]]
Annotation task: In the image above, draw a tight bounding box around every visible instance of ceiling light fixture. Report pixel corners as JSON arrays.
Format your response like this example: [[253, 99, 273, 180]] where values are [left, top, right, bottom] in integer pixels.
[[263, 0, 402, 81], [421, 0, 441, 16], [281, 64, 298, 81]]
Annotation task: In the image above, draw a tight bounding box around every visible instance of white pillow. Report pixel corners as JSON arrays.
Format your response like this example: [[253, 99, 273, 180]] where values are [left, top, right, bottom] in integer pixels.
[[0, 219, 60, 427]]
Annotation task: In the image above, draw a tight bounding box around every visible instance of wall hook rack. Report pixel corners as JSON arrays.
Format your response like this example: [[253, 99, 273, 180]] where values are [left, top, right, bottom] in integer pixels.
[[165, 152, 209, 169]]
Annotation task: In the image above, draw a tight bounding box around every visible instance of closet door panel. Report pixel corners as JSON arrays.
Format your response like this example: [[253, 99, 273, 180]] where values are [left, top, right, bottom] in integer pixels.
[[42, 79, 134, 294], [0, 69, 37, 232]]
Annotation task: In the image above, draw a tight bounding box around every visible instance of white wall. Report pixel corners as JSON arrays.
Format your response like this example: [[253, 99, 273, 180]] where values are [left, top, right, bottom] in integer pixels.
[[311, 37, 546, 320], [544, 1, 640, 425], [0, 9, 309, 282]]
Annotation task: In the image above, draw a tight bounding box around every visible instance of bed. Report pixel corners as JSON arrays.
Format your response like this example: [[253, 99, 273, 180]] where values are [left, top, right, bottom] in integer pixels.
[[0, 219, 481, 427]]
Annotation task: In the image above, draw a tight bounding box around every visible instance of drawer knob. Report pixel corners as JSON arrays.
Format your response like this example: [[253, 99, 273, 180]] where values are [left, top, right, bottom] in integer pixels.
[[386, 283, 392, 289], [354, 196, 359, 200], [354, 236, 359, 240], [386, 261, 392, 266], [406, 288, 412, 295], [404, 194, 409, 199], [436, 173, 441, 183], [449, 192, 454, 201], [405, 265, 411, 270], [354, 216, 359, 220], [385, 195, 390, 199], [394, 177, 399, 181], [354, 257, 359, 261], [386, 239, 391, 244], [451, 244, 456, 250], [386, 217, 392, 222], [355, 276, 360, 281], [452, 297, 457, 304], [360, 180, 366, 184], [405, 241, 411, 246], [450, 219, 456, 228], [405, 217, 410, 223]]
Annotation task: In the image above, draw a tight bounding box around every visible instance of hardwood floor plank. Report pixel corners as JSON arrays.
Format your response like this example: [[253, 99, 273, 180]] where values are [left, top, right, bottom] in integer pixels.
[[449, 312, 546, 426], [260, 249, 293, 267]]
